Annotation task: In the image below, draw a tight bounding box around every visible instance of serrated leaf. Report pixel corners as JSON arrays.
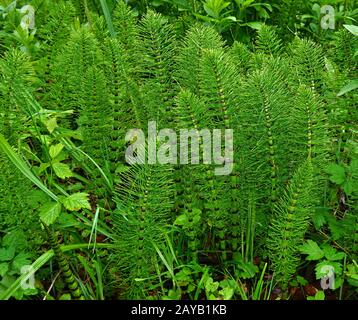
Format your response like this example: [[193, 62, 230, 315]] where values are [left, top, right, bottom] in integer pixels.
[[236, 260, 258, 279], [0, 247, 15, 262], [61, 193, 91, 212], [299, 240, 324, 260], [342, 179, 355, 195], [38, 162, 50, 174], [312, 209, 327, 229], [49, 143, 64, 159], [296, 275, 308, 286], [326, 164, 346, 185], [39, 202, 61, 226], [52, 162, 72, 180], [12, 253, 31, 271], [322, 245, 345, 261], [219, 286, 234, 300], [205, 277, 219, 293]]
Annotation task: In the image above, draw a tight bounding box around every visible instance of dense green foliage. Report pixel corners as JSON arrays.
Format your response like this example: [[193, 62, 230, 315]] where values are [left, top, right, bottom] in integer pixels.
[[0, 0, 357, 300]]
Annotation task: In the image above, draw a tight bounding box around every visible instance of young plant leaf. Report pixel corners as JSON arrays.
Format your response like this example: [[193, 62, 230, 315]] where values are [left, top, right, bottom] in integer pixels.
[[61, 193, 91, 212], [49, 143, 64, 159], [39, 202, 62, 226], [300, 240, 325, 260], [52, 162, 73, 180]]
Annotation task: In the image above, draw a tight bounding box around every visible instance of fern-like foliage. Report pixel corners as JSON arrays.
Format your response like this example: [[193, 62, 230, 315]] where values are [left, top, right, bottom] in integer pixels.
[[70, 0, 100, 22], [331, 29, 358, 76], [267, 159, 314, 289], [50, 25, 101, 117], [0, 1, 352, 298], [0, 49, 37, 143], [289, 38, 325, 92], [236, 63, 291, 222], [229, 41, 252, 75], [173, 90, 217, 261], [112, 164, 175, 298], [177, 24, 225, 94], [0, 152, 43, 250], [101, 38, 142, 164], [255, 25, 282, 56], [112, 1, 140, 61], [289, 85, 330, 163], [138, 10, 177, 127], [175, 26, 241, 260], [77, 66, 113, 194], [36, 1, 76, 90]]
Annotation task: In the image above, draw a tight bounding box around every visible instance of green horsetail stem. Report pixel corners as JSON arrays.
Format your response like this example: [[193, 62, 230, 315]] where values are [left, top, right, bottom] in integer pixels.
[[43, 224, 85, 300]]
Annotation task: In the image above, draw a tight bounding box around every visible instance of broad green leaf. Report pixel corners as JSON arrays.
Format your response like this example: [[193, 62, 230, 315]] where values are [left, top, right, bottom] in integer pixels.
[[52, 162, 73, 179], [208, 293, 217, 300], [222, 16, 237, 22], [2, 232, 27, 250], [251, 3, 272, 12], [174, 214, 189, 226], [175, 269, 192, 286], [205, 277, 219, 293], [236, 260, 258, 279], [49, 143, 64, 159], [312, 208, 328, 229], [163, 288, 181, 300], [343, 24, 358, 36], [219, 286, 234, 300], [321, 245, 345, 261], [61, 193, 91, 211], [37, 162, 50, 174], [244, 21, 263, 30], [0, 247, 15, 262], [343, 179, 355, 195], [45, 117, 58, 133], [326, 164, 346, 185], [39, 202, 61, 226], [12, 253, 31, 271], [299, 240, 324, 260], [296, 275, 308, 286], [308, 290, 325, 300], [337, 79, 358, 96], [204, 0, 230, 19]]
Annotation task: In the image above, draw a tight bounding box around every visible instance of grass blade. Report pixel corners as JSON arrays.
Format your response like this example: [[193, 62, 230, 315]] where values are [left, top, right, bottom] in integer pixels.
[[0, 133, 58, 201], [99, 0, 116, 37]]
